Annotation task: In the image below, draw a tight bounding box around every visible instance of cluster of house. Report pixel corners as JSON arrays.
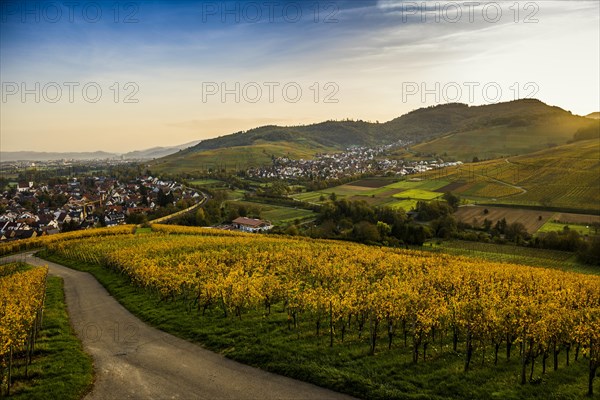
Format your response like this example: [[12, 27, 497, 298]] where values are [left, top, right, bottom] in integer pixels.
[[246, 141, 463, 180], [0, 176, 203, 242]]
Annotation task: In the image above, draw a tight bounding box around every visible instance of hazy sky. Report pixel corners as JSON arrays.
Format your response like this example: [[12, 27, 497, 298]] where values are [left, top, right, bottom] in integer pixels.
[[1, 0, 599, 153]]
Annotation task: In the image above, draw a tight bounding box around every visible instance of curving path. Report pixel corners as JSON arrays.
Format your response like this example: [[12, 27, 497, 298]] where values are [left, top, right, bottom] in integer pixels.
[[3, 253, 355, 400]]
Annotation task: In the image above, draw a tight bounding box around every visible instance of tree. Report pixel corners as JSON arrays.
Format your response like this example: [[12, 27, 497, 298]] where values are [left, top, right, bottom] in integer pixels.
[[483, 218, 493, 231], [578, 236, 600, 265], [377, 221, 392, 238], [227, 207, 240, 222], [284, 225, 300, 236], [505, 222, 529, 243], [267, 181, 289, 197], [431, 215, 458, 239], [126, 213, 148, 225], [195, 208, 208, 226], [442, 192, 460, 210], [352, 221, 381, 243], [494, 218, 508, 235]]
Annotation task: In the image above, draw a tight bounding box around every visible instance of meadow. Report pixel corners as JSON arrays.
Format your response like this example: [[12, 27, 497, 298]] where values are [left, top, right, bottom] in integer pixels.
[[225, 200, 317, 224], [293, 178, 449, 211]]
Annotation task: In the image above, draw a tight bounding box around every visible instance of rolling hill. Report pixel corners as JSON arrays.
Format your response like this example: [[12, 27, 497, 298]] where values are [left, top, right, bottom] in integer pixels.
[[586, 112, 600, 119], [151, 99, 593, 173], [419, 138, 600, 212]]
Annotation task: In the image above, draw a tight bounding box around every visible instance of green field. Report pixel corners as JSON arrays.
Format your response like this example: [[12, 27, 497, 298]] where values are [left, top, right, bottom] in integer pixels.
[[228, 200, 316, 224], [152, 142, 327, 174], [188, 179, 226, 186], [293, 178, 449, 209], [537, 221, 594, 235], [386, 179, 449, 190], [388, 199, 419, 211], [261, 207, 316, 224], [393, 188, 443, 200]]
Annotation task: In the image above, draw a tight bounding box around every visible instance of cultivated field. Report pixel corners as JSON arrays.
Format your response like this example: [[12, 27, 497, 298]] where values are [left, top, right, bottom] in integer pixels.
[[454, 205, 600, 235], [417, 139, 600, 212], [32, 225, 600, 399], [226, 200, 316, 224], [454, 206, 554, 233], [293, 178, 449, 210]]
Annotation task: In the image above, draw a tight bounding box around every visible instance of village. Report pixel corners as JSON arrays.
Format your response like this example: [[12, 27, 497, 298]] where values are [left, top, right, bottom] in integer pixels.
[[0, 176, 204, 241], [246, 142, 463, 180]]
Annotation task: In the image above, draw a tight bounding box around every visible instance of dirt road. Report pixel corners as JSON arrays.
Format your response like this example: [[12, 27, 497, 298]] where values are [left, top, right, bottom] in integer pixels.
[[5, 253, 355, 400]]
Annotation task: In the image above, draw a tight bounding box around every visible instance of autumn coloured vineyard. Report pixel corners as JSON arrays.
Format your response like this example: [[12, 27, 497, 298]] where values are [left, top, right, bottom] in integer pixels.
[[0, 225, 136, 258], [0, 264, 48, 396], [42, 225, 600, 396]]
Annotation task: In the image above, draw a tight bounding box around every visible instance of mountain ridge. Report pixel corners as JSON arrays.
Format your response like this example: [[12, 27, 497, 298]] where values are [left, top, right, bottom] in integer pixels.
[[153, 99, 593, 172], [0, 141, 202, 162]]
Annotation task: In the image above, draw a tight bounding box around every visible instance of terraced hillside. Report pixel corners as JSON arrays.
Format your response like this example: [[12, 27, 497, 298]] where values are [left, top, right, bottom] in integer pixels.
[[418, 139, 600, 212]]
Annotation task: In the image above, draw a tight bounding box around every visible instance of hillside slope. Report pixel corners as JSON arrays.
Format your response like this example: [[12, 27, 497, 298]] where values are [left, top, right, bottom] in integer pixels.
[[411, 100, 592, 160], [419, 139, 600, 212], [152, 99, 592, 172]]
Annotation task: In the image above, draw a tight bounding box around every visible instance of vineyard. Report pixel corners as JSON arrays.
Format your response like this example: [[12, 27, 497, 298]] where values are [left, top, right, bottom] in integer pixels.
[[41, 225, 600, 398], [0, 264, 48, 396], [429, 240, 591, 273], [417, 139, 600, 212], [0, 225, 136, 257]]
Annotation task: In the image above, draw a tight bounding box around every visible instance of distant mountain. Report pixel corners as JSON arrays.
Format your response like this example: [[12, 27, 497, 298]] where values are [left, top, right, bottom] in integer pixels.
[[586, 112, 600, 119], [0, 140, 201, 162], [0, 151, 118, 162], [152, 99, 593, 172], [121, 140, 201, 159]]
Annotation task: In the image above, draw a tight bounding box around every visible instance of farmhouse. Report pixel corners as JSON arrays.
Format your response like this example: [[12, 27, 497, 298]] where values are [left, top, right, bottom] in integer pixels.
[[232, 217, 273, 233]]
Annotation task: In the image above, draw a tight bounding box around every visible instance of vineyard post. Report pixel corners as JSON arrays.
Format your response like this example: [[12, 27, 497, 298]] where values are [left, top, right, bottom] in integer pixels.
[[464, 329, 473, 372], [553, 340, 560, 371], [589, 338, 598, 397], [7, 346, 11, 396], [329, 300, 334, 348]]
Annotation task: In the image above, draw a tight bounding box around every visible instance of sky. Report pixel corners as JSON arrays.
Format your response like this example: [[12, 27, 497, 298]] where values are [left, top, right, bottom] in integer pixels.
[[0, 0, 599, 153]]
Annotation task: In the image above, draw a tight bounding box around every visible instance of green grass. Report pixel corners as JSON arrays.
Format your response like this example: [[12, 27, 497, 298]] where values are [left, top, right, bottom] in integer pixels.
[[385, 179, 449, 191], [227, 200, 316, 224], [293, 179, 449, 208], [228, 189, 247, 200], [393, 189, 443, 200], [152, 142, 325, 173], [537, 221, 594, 236], [411, 116, 588, 161], [188, 179, 226, 186], [427, 240, 598, 275], [261, 207, 316, 224], [388, 199, 419, 211], [9, 276, 93, 400], [0, 262, 31, 276], [39, 252, 599, 400], [293, 191, 327, 203]]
